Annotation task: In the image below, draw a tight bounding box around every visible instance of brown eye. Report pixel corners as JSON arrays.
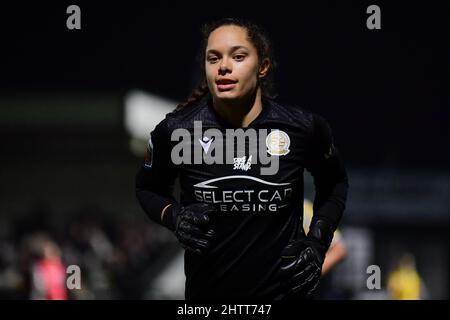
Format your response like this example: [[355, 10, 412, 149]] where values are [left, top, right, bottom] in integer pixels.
[[208, 56, 219, 63], [234, 54, 245, 61]]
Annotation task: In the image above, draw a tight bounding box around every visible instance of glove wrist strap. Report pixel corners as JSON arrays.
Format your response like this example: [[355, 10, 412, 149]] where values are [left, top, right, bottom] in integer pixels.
[[161, 202, 180, 231], [308, 218, 334, 250]]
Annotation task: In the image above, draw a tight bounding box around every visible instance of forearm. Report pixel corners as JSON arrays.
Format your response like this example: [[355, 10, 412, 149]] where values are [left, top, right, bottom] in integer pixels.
[[322, 241, 347, 275], [312, 177, 348, 231], [307, 114, 349, 232], [135, 166, 178, 230]]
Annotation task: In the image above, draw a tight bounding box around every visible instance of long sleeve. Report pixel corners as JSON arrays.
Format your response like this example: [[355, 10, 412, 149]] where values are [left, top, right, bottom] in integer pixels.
[[135, 118, 179, 230], [305, 114, 349, 231]]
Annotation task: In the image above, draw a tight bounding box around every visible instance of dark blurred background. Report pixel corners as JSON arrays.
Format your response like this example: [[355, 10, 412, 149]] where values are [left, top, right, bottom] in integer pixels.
[[0, 1, 448, 299]]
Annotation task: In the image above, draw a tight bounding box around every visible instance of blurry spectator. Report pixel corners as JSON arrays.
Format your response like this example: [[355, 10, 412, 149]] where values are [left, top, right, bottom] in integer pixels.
[[387, 253, 425, 300], [26, 234, 68, 300]]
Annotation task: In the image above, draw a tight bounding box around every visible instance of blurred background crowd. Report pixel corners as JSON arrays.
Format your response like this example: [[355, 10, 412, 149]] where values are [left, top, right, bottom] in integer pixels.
[[0, 204, 177, 299]]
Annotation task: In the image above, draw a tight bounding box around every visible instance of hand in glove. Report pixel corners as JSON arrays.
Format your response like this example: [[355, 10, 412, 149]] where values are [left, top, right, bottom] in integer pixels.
[[163, 203, 217, 255], [277, 219, 334, 299]]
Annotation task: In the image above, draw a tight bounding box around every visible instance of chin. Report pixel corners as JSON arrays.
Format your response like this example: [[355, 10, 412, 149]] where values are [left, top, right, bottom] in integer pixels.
[[215, 91, 241, 101]]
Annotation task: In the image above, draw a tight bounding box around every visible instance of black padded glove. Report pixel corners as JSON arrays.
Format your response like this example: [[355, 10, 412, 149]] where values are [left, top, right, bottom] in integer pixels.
[[277, 219, 334, 299], [163, 203, 217, 255]]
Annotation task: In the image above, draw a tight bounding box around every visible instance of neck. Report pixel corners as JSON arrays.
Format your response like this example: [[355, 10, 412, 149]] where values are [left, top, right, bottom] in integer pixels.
[[213, 89, 263, 128]]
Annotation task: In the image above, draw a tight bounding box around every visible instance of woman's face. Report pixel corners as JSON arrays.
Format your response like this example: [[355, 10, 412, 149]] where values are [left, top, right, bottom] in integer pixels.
[[205, 25, 268, 102]]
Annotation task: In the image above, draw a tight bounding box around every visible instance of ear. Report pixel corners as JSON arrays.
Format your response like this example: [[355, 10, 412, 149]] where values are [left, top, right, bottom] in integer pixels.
[[258, 58, 270, 78]]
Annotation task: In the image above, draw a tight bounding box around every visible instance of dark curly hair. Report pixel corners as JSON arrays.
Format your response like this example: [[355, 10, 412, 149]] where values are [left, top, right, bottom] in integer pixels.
[[177, 17, 277, 109]]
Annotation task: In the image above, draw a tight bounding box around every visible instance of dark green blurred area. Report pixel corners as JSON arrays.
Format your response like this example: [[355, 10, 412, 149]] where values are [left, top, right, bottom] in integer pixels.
[[0, 93, 122, 128], [0, 92, 137, 217]]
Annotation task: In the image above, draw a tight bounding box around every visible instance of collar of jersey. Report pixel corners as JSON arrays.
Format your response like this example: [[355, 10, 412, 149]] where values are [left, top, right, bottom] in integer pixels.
[[205, 96, 270, 130]]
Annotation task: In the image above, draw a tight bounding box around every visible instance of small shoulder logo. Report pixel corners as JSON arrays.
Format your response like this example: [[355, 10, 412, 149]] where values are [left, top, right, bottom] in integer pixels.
[[266, 130, 290, 156], [143, 136, 154, 168]]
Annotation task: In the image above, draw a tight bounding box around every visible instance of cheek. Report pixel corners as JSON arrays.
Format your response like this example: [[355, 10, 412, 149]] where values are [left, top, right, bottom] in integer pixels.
[[205, 65, 213, 79], [205, 65, 217, 86], [236, 63, 259, 89]]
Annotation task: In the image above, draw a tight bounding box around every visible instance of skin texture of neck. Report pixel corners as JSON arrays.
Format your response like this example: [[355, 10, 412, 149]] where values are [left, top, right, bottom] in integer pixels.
[[212, 87, 263, 128]]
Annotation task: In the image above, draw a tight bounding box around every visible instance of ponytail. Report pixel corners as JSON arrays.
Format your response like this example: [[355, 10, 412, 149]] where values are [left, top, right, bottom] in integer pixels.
[[176, 81, 210, 110]]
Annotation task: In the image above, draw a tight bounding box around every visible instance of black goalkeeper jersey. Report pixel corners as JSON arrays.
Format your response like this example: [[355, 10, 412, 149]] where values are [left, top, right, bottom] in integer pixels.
[[136, 95, 348, 300]]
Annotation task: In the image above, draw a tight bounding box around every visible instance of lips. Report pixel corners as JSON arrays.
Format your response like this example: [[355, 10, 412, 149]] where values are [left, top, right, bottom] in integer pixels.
[[216, 78, 237, 84], [216, 78, 237, 91]]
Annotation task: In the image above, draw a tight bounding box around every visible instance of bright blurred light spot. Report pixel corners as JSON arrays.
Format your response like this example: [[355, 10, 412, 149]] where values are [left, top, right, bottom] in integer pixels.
[[124, 90, 176, 156]]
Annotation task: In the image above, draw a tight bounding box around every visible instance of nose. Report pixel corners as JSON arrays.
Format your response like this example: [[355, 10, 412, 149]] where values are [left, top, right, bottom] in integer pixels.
[[218, 57, 231, 75]]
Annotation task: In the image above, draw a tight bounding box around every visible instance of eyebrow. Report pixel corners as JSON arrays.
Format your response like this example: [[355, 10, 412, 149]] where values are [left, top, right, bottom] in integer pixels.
[[206, 45, 250, 55]]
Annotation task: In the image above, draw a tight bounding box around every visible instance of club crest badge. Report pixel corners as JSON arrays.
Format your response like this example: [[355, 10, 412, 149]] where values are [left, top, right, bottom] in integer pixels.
[[266, 130, 290, 156]]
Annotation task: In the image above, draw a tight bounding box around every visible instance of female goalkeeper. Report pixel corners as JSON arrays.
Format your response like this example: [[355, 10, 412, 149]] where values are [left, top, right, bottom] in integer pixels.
[[136, 18, 348, 300]]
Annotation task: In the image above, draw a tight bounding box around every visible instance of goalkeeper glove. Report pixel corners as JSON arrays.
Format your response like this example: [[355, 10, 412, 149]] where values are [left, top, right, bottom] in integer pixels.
[[278, 218, 334, 299], [163, 203, 216, 255]]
